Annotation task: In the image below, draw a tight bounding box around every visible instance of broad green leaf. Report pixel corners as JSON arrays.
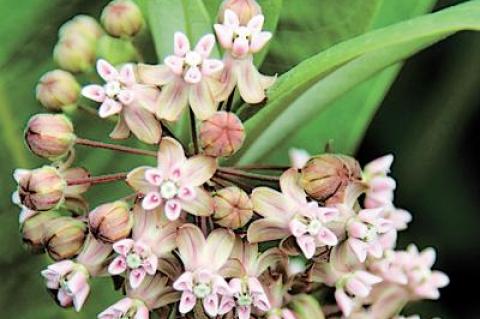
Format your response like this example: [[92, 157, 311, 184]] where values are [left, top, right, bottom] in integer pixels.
[[260, 0, 438, 163], [229, 0, 480, 165]]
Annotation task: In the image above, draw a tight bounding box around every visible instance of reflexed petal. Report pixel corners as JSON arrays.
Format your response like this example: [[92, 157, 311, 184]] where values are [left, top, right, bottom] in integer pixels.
[[348, 238, 368, 262], [369, 176, 396, 192], [97, 59, 119, 82], [108, 256, 127, 275], [178, 186, 196, 201], [195, 34, 216, 58], [179, 291, 196, 314], [218, 296, 235, 315], [364, 154, 394, 175], [210, 57, 236, 102], [317, 227, 338, 246], [118, 89, 134, 105], [251, 187, 294, 220], [142, 192, 162, 211], [123, 105, 162, 144], [156, 79, 189, 121], [335, 289, 353, 317], [180, 155, 217, 186], [235, 59, 267, 104], [346, 277, 370, 298], [173, 272, 193, 291], [250, 31, 272, 53], [180, 187, 214, 217], [129, 268, 146, 289], [289, 219, 307, 238], [247, 219, 290, 243], [238, 305, 251, 319], [110, 114, 131, 140], [134, 305, 150, 319], [143, 255, 158, 275], [174, 32, 190, 56], [57, 289, 73, 307], [138, 64, 174, 85], [82, 85, 105, 102], [72, 284, 90, 312], [158, 137, 187, 175], [202, 59, 224, 76], [368, 240, 383, 258], [99, 99, 122, 118], [189, 80, 217, 119], [229, 278, 242, 294], [224, 10, 240, 28], [145, 168, 163, 186], [213, 276, 231, 296], [247, 15, 264, 32], [318, 207, 339, 223], [47, 260, 75, 276], [165, 55, 184, 75], [176, 224, 206, 270], [256, 248, 286, 276], [203, 294, 219, 317], [203, 228, 235, 271], [165, 199, 182, 221], [280, 168, 306, 205], [355, 270, 382, 285], [296, 235, 316, 259], [214, 24, 234, 49], [127, 166, 155, 193], [348, 221, 368, 239], [119, 64, 136, 85]]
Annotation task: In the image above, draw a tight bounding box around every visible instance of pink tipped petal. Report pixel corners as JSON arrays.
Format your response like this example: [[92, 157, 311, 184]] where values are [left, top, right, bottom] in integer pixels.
[[156, 80, 189, 121], [99, 99, 122, 118], [82, 85, 106, 102], [164, 55, 184, 75], [118, 89, 134, 105], [335, 289, 353, 317], [165, 199, 182, 221], [356, 271, 383, 285], [364, 154, 394, 175], [129, 268, 146, 289], [318, 207, 339, 223], [195, 34, 216, 58], [108, 256, 127, 275], [202, 59, 224, 76], [431, 271, 449, 287], [134, 305, 150, 319], [72, 285, 90, 312], [180, 155, 217, 186], [247, 15, 265, 32], [213, 276, 231, 296], [179, 291, 197, 314], [145, 169, 163, 186], [289, 219, 307, 238], [218, 296, 235, 315], [297, 235, 316, 259], [232, 38, 250, 58], [370, 176, 396, 192], [375, 218, 394, 234], [358, 207, 382, 224], [348, 238, 368, 262], [142, 192, 162, 211], [189, 80, 217, 120], [67, 272, 88, 295], [184, 66, 203, 84], [174, 32, 190, 57], [203, 294, 219, 317], [97, 59, 119, 82], [57, 289, 73, 308], [214, 24, 234, 49], [280, 168, 307, 205], [348, 221, 368, 239], [113, 239, 134, 256], [143, 255, 158, 275], [126, 166, 154, 193], [173, 272, 193, 291], [48, 260, 75, 275], [180, 187, 214, 217], [250, 31, 272, 53], [368, 241, 384, 258], [238, 305, 251, 319], [247, 277, 265, 294], [317, 227, 338, 246], [119, 64, 136, 85], [178, 186, 196, 201], [224, 9, 240, 28]]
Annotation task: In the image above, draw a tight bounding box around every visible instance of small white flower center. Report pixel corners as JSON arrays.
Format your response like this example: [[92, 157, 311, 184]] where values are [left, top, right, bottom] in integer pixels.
[[160, 181, 178, 199], [307, 219, 322, 235], [237, 293, 253, 306], [363, 226, 378, 242], [193, 283, 211, 298], [234, 26, 252, 41], [126, 253, 142, 269], [105, 81, 122, 98], [185, 51, 202, 67]]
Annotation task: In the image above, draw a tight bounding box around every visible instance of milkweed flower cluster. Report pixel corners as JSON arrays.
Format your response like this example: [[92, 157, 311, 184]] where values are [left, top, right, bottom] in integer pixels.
[[12, 1, 448, 318]]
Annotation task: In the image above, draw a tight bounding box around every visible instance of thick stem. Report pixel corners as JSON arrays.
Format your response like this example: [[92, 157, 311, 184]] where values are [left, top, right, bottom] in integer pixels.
[[189, 108, 199, 154], [76, 138, 157, 157], [67, 172, 128, 186], [217, 167, 280, 182]]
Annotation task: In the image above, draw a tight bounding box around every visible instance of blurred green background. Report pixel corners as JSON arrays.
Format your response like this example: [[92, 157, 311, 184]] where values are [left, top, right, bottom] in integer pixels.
[[0, 0, 478, 318]]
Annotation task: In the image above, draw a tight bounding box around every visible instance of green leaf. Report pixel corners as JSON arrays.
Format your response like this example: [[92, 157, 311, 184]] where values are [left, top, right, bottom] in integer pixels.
[[290, 294, 325, 319], [229, 0, 480, 165]]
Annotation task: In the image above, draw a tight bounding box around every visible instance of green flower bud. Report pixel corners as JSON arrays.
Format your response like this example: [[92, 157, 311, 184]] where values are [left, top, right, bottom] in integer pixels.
[[59, 15, 103, 43], [21, 210, 62, 254], [101, 0, 144, 38], [213, 186, 253, 229], [88, 201, 132, 243], [25, 114, 76, 160], [15, 166, 66, 211], [53, 34, 96, 73], [35, 70, 80, 111], [44, 216, 87, 260]]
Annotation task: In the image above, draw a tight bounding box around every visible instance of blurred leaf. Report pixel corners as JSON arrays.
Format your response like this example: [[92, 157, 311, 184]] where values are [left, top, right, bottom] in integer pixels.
[[229, 0, 480, 165], [259, 0, 438, 164], [290, 294, 325, 319]]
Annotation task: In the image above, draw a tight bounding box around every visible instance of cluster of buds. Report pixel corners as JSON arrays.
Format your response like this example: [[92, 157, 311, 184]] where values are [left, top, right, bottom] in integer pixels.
[[12, 1, 448, 319]]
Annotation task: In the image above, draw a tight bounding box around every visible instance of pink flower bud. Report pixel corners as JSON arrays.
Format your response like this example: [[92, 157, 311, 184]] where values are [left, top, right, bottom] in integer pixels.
[[59, 15, 103, 43], [25, 114, 76, 160], [300, 154, 361, 202], [213, 186, 253, 229], [21, 210, 62, 253], [199, 111, 245, 157], [35, 70, 80, 111], [14, 166, 66, 211], [101, 0, 144, 38], [219, 0, 262, 25], [88, 201, 132, 243], [44, 216, 87, 260], [53, 34, 96, 73]]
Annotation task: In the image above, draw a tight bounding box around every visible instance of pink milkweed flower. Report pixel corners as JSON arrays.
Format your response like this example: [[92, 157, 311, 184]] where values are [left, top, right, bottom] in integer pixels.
[[82, 59, 162, 144], [108, 239, 158, 289], [126, 137, 217, 221], [362, 154, 397, 209], [213, 9, 276, 104], [98, 297, 149, 319], [346, 207, 394, 262], [248, 168, 339, 259], [41, 260, 90, 312], [173, 224, 235, 317], [378, 206, 412, 250], [335, 270, 383, 317], [138, 32, 224, 121]]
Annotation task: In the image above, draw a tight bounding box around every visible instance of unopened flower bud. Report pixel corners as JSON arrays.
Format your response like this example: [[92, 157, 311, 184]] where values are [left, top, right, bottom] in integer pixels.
[[59, 15, 103, 43], [213, 186, 253, 229], [199, 111, 245, 157], [300, 154, 361, 202], [35, 70, 80, 111], [53, 34, 96, 73], [21, 210, 61, 253], [25, 114, 76, 160], [219, 0, 262, 25], [44, 216, 87, 260], [14, 166, 66, 211], [89, 201, 132, 243], [101, 0, 144, 38]]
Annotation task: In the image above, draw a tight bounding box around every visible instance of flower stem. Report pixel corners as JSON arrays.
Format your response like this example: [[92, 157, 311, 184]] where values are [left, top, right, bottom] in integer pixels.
[[66, 172, 128, 186], [189, 108, 199, 154], [217, 167, 280, 182], [225, 89, 235, 112], [231, 164, 289, 171], [214, 173, 254, 191], [75, 138, 157, 157]]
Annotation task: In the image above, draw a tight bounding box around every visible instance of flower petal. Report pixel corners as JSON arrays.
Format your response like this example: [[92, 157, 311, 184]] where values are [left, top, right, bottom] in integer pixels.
[[218, 296, 235, 315], [110, 114, 131, 140], [238, 305, 251, 319], [214, 24, 233, 49], [173, 272, 193, 291], [203, 228, 235, 271], [138, 64, 174, 86], [178, 186, 196, 201], [134, 305, 150, 319], [99, 99, 122, 118], [165, 199, 182, 221], [247, 219, 290, 243], [289, 219, 307, 238], [119, 64, 136, 85], [108, 256, 127, 275], [123, 105, 162, 144], [202, 59, 224, 76], [97, 59, 119, 82], [235, 58, 267, 104], [145, 168, 163, 186], [156, 79, 189, 121], [364, 154, 394, 175], [250, 31, 272, 53], [335, 289, 353, 317], [82, 85, 105, 102], [72, 284, 90, 312], [251, 187, 294, 220], [224, 9, 239, 28], [142, 192, 162, 211], [165, 55, 184, 75], [346, 277, 370, 298], [317, 227, 338, 246], [247, 14, 264, 32], [189, 80, 217, 120], [157, 137, 187, 175], [180, 187, 214, 217], [180, 155, 217, 187], [348, 238, 368, 263], [179, 291, 196, 314], [296, 235, 316, 259], [176, 224, 206, 270], [127, 166, 155, 193], [113, 239, 134, 256], [129, 268, 146, 289], [203, 294, 219, 317], [184, 66, 203, 84], [280, 168, 307, 205], [289, 148, 310, 170], [195, 34, 216, 58], [174, 32, 190, 57]]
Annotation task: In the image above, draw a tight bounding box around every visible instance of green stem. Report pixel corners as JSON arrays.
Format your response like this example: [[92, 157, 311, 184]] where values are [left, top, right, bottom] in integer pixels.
[[66, 172, 128, 186], [75, 138, 157, 157], [217, 167, 280, 182], [189, 108, 199, 154]]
